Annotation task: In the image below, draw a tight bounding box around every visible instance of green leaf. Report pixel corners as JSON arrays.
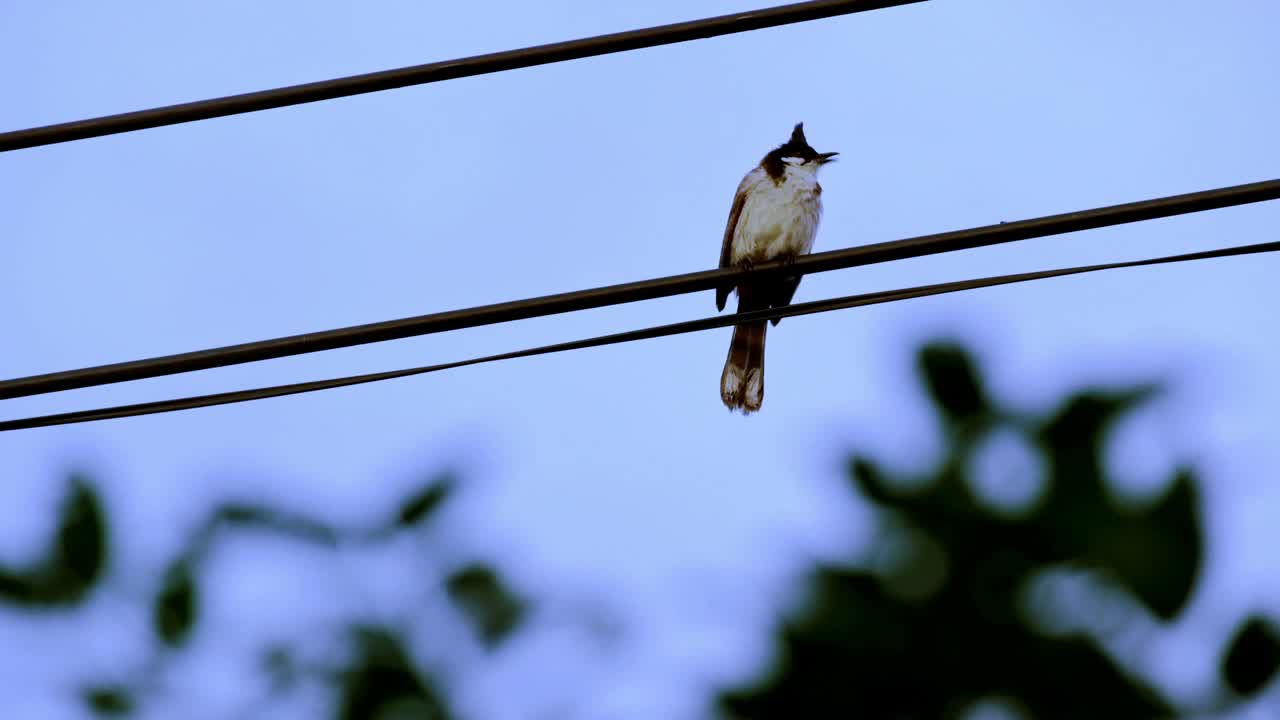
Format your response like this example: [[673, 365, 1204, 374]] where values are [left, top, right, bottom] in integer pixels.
[[0, 476, 108, 607], [848, 456, 898, 504], [1093, 469, 1201, 619], [918, 343, 989, 422], [1030, 386, 1203, 620], [0, 569, 37, 604], [337, 626, 450, 720], [1223, 616, 1280, 696], [397, 474, 455, 528], [1037, 387, 1158, 479], [445, 564, 526, 648], [154, 557, 198, 647], [720, 341, 1188, 718], [217, 504, 339, 546], [55, 477, 108, 591], [84, 685, 134, 716]]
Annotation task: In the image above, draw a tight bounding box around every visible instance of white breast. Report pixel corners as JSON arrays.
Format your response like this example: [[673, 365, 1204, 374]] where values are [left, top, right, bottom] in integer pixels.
[[730, 164, 823, 265]]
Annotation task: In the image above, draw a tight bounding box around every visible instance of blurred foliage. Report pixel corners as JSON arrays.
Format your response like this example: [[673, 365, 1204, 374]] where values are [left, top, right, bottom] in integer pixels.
[[446, 563, 527, 648], [338, 627, 451, 720], [83, 685, 134, 716], [718, 341, 1280, 718], [153, 555, 198, 647], [0, 475, 106, 606], [1224, 617, 1280, 697], [396, 473, 456, 529], [8, 342, 1280, 718], [216, 503, 341, 546], [0, 471, 528, 718]]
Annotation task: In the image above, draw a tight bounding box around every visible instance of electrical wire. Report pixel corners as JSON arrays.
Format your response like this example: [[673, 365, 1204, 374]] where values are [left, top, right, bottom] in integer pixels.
[[1, 177, 1277, 402], [2, 239, 1274, 432], [0, 0, 925, 152]]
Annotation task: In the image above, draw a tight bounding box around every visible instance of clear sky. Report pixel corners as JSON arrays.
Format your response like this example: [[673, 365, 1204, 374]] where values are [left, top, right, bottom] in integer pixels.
[[2, 1, 1280, 717]]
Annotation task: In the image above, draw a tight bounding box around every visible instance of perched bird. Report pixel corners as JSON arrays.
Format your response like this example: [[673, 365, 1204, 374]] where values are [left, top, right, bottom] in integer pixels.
[[717, 123, 837, 413]]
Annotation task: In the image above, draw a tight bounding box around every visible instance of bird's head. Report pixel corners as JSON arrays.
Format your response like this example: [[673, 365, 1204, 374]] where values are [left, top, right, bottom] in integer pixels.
[[761, 123, 838, 178]]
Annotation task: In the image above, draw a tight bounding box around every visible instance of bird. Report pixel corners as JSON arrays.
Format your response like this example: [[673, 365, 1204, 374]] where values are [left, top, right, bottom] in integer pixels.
[[717, 123, 838, 414]]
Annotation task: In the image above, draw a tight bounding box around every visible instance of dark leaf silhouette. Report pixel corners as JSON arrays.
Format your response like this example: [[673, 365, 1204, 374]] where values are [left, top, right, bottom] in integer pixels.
[[397, 473, 455, 528], [154, 556, 198, 647], [446, 564, 526, 648], [848, 456, 902, 506], [1029, 388, 1200, 619], [1081, 468, 1201, 619], [9, 466, 532, 718], [1033, 388, 1156, 528], [1223, 616, 1280, 696], [919, 342, 990, 424], [84, 685, 134, 716], [718, 343, 1195, 718], [337, 626, 450, 720], [0, 476, 108, 607], [217, 504, 339, 546], [0, 565, 36, 603]]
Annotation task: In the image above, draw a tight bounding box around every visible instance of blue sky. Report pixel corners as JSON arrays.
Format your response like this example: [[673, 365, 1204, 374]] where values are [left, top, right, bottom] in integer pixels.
[[3, 1, 1280, 717]]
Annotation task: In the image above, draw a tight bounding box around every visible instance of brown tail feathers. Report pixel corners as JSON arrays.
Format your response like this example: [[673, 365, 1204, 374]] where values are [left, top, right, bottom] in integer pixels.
[[720, 318, 767, 413]]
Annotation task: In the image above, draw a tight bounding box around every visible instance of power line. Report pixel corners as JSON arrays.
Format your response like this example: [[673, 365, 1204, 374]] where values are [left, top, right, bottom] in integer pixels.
[[2, 240, 1274, 432], [0, 0, 925, 153], [1, 177, 1277, 402]]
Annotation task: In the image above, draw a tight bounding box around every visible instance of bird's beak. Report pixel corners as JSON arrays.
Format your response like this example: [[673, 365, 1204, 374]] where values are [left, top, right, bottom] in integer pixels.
[[817, 151, 839, 164]]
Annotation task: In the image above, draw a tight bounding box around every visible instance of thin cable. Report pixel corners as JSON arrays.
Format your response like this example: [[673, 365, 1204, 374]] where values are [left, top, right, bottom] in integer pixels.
[[0, 0, 924, 152], [2, 178, 1277, 402], [3, 240, 1274, 432]]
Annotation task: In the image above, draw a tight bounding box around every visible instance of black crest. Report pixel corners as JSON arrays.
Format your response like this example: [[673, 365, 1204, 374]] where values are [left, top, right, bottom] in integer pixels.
[[787, 123, 810, 147], [762, 122, 819, 180]]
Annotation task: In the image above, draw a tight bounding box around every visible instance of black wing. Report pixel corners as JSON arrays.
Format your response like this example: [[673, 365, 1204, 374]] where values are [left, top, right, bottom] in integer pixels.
[[717, 189, 746, 311], [768, 274, 802, 326]]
